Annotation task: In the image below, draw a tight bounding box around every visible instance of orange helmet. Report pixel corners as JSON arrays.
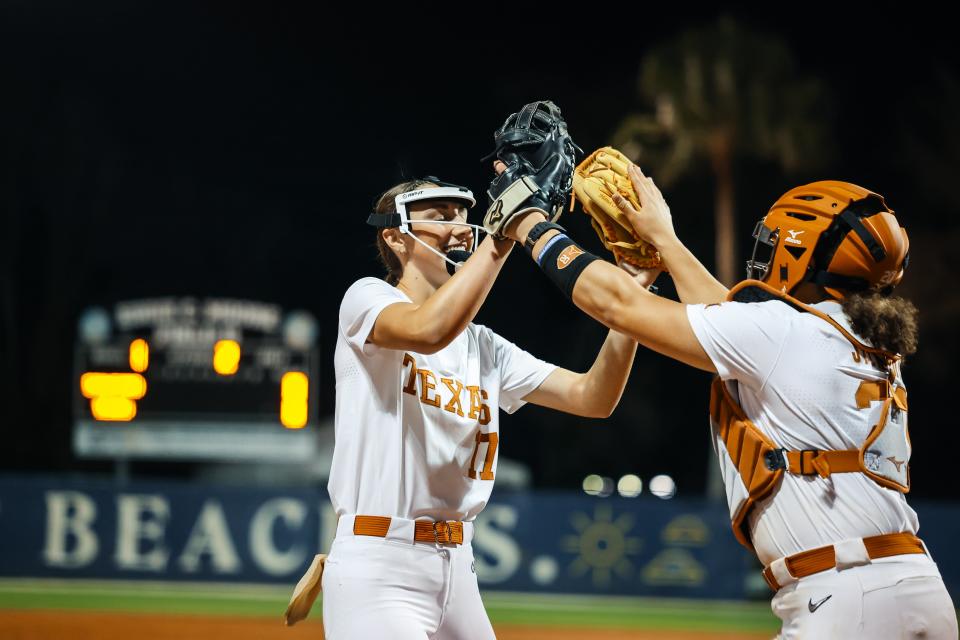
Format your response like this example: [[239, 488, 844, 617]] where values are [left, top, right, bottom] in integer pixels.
[[745, 181, 909, 298]]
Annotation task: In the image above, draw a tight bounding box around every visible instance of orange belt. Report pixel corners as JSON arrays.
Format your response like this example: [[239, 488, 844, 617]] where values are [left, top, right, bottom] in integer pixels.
[[762, 532, 926, 591], [352, 515, 465, 545]]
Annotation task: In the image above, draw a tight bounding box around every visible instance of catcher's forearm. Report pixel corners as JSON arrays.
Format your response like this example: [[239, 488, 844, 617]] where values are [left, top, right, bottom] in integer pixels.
[[523, 227, 713, 371], [657, 237, 729, 304], [570, 260, 650, 335], [523, 221, 645, 335]]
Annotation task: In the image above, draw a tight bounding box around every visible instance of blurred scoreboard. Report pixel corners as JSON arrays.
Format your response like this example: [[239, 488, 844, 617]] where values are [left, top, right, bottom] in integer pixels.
[[72, 298, 320, 462]]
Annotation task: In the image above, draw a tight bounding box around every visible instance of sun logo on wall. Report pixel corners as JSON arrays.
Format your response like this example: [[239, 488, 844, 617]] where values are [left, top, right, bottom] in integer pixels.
[[561, 505, 643, 588]]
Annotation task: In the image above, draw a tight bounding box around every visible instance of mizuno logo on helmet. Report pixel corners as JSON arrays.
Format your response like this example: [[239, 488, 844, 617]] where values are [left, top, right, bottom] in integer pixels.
[[785, 230, 804, 245]]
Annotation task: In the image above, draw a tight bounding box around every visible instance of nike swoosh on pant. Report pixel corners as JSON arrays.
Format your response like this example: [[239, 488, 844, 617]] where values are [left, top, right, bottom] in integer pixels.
[[808, 595, 832, 613]]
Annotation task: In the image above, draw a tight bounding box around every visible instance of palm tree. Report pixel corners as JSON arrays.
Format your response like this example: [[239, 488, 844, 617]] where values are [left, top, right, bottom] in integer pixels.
[[613, 17, 833, 500], [613, 16, 832, 286]]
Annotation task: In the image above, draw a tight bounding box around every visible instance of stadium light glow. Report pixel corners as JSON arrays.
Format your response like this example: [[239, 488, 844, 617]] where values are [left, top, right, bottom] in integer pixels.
[[582, 474, 603, 496], [617, 474, 643, 498], [649, 474, 677, 499]]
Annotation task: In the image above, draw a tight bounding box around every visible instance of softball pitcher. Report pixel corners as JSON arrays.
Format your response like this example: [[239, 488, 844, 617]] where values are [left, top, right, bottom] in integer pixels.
[[320, 173, 653, 639]]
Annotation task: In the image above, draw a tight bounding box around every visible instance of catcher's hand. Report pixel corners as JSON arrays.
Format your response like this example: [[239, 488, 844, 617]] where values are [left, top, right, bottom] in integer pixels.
[[572, 147, 665, 269], [482, 100, 581, 239]]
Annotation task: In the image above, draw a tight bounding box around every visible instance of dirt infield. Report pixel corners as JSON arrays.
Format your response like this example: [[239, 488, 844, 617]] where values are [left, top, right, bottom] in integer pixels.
[[0, 610, 773, 640]]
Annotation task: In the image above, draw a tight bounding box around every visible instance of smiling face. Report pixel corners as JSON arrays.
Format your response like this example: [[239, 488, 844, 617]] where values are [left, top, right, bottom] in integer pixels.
[[408, 198, 472, 249], [378, 182, 474, 287], [395, 188, 475, 286]]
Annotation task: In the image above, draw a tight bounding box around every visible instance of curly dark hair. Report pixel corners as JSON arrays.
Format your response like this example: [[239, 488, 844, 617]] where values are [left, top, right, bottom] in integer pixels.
[[841, 292, 919, 356]]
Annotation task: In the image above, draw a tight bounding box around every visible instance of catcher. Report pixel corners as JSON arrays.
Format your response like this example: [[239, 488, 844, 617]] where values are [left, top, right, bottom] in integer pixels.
[[487, 139, 957, 637], [289, 102, 658, 638]]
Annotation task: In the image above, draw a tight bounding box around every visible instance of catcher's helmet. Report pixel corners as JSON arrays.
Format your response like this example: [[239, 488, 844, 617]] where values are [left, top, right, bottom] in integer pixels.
[[746, 181, 909, 298]]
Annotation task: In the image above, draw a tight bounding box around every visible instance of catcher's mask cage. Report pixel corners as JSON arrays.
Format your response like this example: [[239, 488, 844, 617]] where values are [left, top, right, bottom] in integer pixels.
[[745, 220, 779, 281], [366, 177, 484, 275], [745, 180, 909, 299]]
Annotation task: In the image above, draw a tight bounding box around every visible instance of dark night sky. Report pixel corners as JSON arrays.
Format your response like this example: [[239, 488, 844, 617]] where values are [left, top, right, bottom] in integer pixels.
[[2, 4, 958, 497]]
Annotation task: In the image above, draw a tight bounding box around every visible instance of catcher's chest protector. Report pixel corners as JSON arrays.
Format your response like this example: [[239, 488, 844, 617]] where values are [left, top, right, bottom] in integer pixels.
[[711, 282, 912, 553]]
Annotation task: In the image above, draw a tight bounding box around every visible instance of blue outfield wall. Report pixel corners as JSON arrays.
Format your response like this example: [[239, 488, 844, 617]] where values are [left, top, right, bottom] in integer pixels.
[[1, 475, 957, 600]]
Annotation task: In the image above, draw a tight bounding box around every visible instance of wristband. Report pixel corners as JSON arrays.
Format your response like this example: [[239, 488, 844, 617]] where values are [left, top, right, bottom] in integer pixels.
[[523, 221, 566, 256], [537, 234, 600, 300]]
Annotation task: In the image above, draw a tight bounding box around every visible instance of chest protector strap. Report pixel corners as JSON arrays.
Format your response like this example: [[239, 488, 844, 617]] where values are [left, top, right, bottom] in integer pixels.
[[713, 280, 910, 552]]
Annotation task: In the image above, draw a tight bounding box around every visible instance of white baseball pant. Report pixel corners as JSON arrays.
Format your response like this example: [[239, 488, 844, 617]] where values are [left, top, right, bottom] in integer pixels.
[[322, 515, 496, 639], [772, 553, 958, 639]]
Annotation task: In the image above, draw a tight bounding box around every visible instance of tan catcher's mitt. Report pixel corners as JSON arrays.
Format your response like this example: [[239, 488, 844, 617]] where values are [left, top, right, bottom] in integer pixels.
[[572, 147, 662, 269]]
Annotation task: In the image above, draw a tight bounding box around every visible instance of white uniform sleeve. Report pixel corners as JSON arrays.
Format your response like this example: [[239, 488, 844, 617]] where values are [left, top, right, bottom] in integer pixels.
[[686, 300, 792, 389], [338, 277, 409, 356], [488, 329, 558, 414]]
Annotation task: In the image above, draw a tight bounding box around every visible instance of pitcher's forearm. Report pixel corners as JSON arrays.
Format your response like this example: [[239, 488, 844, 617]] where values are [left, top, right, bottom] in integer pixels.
[[579, 329, 638, 417], [415, 237, 514, 347]]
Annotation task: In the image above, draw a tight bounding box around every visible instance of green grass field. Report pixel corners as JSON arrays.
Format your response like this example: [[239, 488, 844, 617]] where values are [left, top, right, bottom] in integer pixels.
[[0, 578, 780, 634]]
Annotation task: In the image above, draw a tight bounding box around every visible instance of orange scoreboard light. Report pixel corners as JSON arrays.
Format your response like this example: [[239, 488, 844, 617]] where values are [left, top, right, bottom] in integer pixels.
[[72, 298, 319, 462]]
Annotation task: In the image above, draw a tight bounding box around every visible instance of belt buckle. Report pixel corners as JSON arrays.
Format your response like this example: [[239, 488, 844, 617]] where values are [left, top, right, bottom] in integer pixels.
[[764, 448, 787, 471], [433, 520, 452, 545]]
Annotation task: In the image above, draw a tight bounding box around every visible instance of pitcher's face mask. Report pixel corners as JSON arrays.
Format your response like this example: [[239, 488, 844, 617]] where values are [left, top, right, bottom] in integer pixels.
[[367, 178, 484, 276]]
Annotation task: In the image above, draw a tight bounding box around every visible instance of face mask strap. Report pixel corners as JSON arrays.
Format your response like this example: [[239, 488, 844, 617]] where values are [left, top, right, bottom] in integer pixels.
[[401, 220, 484, 274]]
